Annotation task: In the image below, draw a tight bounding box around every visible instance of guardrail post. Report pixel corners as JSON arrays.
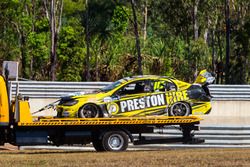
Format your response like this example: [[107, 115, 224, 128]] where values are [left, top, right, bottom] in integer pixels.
[[8, 81, 12, 102]]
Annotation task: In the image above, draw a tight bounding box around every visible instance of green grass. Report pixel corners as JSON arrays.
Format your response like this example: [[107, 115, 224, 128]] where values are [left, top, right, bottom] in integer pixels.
[[0, 148, 250, 167]]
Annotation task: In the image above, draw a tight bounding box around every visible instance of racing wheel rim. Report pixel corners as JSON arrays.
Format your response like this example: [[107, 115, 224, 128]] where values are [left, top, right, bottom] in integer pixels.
[[79, 104, 99, 118], [169, 102, 190, 116]]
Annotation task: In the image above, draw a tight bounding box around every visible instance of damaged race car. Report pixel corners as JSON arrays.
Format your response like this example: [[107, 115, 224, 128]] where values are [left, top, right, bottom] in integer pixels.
[[56, 70, 214, 118]]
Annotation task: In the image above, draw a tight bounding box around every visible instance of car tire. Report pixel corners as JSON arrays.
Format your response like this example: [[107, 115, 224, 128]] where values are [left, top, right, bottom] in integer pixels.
[[169, 102, 191, 116], [78, 104, 100, 118], [102, 131, 128, 151]]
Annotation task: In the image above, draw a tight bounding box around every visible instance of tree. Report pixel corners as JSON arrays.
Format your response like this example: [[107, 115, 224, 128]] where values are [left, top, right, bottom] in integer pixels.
[[57, 26, 85, 81], [44, 0, 63, 81], [0, 0, 249, 84], [225, 0, 230, 84], [84, 0, 91, 81], [131, 0, 142, 75]]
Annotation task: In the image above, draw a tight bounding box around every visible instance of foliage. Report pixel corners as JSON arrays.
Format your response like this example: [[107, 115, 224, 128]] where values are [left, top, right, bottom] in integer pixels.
[[0, 0, 249, 84], [57, 26, 85, 81]]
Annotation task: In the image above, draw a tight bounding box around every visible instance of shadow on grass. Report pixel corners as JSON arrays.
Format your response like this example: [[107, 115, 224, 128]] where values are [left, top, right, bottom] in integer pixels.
[[0, 147, 181, 155]]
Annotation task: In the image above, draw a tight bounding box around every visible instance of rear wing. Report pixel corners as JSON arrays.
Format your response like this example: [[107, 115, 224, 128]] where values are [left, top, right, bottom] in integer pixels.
[[194, 69, 215, 85]]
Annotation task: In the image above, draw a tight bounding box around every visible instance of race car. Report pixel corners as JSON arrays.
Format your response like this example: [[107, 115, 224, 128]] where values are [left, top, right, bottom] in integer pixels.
[[56, 70, 214, 118]]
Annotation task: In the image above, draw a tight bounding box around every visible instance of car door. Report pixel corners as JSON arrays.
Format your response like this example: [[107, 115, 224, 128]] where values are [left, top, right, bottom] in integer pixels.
[[146, 79, 177, 115], [107, 79, 150, 117]]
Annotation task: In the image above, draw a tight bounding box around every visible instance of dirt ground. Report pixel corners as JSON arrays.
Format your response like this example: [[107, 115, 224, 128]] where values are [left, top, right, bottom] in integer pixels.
[[0, 147, 250, 167]]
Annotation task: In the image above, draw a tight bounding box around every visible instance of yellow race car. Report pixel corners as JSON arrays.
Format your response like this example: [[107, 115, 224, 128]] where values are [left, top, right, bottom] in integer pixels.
[[56, 71, 214, 118]]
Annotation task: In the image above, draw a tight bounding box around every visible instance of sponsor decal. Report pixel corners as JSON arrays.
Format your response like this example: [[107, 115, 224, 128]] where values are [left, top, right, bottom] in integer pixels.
[[120, 94, 166, 112], [166, 91, 188, 104], [107, 91, 189, 114], [107, 103, 119, 114]]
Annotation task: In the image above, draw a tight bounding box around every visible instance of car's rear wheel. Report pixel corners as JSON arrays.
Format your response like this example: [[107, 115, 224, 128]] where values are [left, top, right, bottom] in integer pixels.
[[78, 104, 99, 118], [169, 102, 191, 116]]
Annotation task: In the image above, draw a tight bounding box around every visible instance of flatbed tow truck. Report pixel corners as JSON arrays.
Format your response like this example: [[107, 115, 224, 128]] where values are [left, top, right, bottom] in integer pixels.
[[0, 75, 204, 151]]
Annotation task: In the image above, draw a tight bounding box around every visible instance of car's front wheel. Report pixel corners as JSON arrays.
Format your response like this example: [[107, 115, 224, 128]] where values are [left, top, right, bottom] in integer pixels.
[[169, 102, 191, 116], [78, 104, 99, 118]]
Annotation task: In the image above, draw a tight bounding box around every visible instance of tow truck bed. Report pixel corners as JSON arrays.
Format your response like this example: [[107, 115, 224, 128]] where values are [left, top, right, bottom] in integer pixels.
[[18, 116, 201, 126]]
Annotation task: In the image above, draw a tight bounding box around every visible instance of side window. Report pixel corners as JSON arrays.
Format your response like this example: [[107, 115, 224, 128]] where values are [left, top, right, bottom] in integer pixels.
[[153, 80, 176, 92], [115, 80, 151, 96]]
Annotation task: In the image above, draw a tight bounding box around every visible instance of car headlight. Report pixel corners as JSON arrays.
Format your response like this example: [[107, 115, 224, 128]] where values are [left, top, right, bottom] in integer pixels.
[[62, 99, 78, 106]]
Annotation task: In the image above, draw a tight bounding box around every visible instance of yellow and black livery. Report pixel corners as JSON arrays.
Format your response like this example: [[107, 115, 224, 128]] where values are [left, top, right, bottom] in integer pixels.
[[57, 73, 213, 118]]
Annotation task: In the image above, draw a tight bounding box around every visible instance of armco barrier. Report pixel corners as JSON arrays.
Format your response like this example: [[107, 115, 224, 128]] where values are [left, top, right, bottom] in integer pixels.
[[8, 81, 110, 99], [151, 125, 250, 145], [8, 81, 250, 100], [209, 85, 250, 100]]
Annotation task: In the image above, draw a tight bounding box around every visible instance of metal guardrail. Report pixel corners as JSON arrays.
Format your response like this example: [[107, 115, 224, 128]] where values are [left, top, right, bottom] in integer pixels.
[[209, 85, 250, 100], [150, 125, 250, 145], [8, 81, 111, 99], [9, 81, 250, 100]]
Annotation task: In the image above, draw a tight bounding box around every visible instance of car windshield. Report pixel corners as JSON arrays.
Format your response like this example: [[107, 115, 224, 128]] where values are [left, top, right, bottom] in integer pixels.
[[100, 78, 129, 92]]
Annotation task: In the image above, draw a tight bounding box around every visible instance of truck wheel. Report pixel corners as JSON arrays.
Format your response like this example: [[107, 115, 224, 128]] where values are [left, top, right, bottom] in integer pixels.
[[92, 139, 105, 151], [169, 102, 190, 116], [102, 131, 128, 151], [78, 104, 99, 118]]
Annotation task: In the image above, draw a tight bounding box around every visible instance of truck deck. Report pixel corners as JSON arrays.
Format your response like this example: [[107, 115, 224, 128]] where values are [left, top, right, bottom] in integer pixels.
[[18, 116, 202, 126]]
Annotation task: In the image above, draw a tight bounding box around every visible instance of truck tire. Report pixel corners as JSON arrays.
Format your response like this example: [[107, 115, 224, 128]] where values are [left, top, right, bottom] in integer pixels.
[[92, 139, 105, 151], [102, 131, 128, 151]]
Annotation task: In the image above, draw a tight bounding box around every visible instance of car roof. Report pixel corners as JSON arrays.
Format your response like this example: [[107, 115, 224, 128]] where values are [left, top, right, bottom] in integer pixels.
[[127, 75, 176, 80]]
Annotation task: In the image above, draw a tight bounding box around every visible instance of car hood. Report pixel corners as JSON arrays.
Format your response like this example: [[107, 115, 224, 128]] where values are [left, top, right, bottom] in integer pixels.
[[61, 91, 108, 102]]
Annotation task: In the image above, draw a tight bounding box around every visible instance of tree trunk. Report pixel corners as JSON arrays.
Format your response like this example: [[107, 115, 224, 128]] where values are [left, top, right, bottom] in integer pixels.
[[204, 28, 208, 43], [48, 0, 63, 81], [85, 0, 91, 81], [50, 0, 57, 81], [225, 0, 230, 84], [211, 29, 215, 74], [193, 0, 200, 75], [20, 1, 30, 79], [131, 0, 142, 75], [216, 31, 223, 84], [20, 33, 29, 79], [193, 0, 199, 40], [30, 0, 36, 80], [143, 0, 148, 41]]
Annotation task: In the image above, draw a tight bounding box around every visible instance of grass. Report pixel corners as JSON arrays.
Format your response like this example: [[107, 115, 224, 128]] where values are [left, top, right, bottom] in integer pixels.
[[0, 148, 250, 167]]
